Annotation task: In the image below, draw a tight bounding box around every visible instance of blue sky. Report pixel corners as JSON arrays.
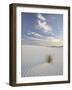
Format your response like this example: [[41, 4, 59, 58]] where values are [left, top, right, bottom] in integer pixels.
[[21, 12, 63, 46]]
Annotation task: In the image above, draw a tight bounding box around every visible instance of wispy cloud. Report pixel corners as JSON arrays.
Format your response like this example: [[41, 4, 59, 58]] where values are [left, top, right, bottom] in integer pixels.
[[36, 14, 52, 33], [39, 37, 63, 46], [38, 35, 63, 46], [27, 32, 43, 38], [37, 20, 52, 32], [23, 35, 42, 41], [22, 13, 63, 46], [23, 34, 63, 46], [37, 14, 46, 21]]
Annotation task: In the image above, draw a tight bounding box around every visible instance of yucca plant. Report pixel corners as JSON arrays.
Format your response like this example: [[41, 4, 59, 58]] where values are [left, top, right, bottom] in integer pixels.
[[46, 55, 53, 63]]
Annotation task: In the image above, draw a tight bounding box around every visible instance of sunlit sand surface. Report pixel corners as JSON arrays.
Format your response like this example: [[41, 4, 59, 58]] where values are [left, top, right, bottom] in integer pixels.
[[21, 45, 63, 77]]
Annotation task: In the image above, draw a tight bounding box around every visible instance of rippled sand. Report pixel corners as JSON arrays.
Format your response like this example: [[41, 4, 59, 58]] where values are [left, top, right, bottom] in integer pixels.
[[21, 45, 63, 77]]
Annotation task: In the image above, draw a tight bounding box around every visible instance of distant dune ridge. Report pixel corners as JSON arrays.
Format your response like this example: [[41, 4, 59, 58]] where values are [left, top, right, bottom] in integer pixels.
[[21, 44, 63, 77]]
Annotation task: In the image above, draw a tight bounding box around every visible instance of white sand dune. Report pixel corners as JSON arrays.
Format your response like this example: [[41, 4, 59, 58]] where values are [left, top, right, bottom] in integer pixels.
[[21, 45, 63, 77], [23, 62, 62, 77]]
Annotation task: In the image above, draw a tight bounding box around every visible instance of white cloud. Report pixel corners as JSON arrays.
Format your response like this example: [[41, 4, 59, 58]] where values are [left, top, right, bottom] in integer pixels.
[[37, 20, 52, 32], [29, 36, 41, 41], [37, 14, 46, 21], [41, 37, 63, 46], [36, 14, 52, 33], [29, 36, 63, 46], [23, 35, 41, 41], [25, 33, 63, 46], [27, 32, 43, 38], [25, 14, 63, 46]]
